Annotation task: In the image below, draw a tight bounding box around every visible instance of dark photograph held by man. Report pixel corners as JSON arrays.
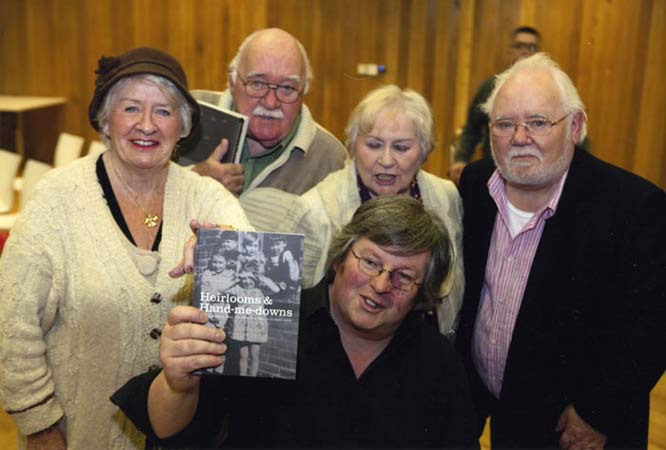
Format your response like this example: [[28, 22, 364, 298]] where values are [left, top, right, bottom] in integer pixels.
[[456, 53, 666, 449], [0, 48, 252, 450], [112, 196, 479, 449]]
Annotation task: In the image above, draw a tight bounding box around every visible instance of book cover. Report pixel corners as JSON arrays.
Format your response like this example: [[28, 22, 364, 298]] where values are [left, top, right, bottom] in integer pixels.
[[176, 100, 248, 166], [193, 228, 303, 379]]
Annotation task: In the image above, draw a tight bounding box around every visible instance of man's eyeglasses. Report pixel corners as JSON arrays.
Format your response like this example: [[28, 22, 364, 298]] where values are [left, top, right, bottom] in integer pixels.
[[350, 248, 422, 292], [237, 73, 303, 104], [489, 113, 570, 137], [511, 42, 539, 52]]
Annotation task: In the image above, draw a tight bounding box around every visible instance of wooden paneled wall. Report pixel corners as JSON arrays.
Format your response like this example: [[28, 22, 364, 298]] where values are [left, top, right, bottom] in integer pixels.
[[1, 0, 664, 188]]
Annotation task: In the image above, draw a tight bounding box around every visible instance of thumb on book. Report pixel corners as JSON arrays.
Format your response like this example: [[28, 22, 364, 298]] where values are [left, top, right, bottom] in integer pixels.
[[210, 138, 229, 162]]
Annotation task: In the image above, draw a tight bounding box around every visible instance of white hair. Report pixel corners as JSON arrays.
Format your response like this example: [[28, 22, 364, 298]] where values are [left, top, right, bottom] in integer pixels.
[[345, 84, 436, 160], [96, 74, 192, 147], [227, 29, 313, 94], [481, 52, 587, 143]]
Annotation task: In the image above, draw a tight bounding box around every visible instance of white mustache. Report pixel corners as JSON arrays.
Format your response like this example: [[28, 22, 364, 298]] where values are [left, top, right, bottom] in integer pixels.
[[507, 147, 543, 163], [252, 106, 284, 119]]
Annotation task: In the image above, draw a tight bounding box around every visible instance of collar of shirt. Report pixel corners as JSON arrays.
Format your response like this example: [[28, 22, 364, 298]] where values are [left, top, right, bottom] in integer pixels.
[[235, 110, 302, 191], [487, 168, 569, 236]]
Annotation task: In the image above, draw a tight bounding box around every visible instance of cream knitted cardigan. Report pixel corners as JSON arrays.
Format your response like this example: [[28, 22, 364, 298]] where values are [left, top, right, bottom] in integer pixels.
[[0, 154, 252, 450]]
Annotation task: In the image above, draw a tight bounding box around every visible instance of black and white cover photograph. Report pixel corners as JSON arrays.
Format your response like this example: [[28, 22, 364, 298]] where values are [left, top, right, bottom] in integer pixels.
[[193, 228, 303, 379]]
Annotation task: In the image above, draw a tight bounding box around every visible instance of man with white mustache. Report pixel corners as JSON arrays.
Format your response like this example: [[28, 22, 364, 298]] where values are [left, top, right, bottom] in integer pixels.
[[191, 28, 347, 230], [456, 53, 665, 450]]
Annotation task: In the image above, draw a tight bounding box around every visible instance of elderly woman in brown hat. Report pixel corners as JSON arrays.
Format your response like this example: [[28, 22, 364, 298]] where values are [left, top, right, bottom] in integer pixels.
[[0, 48, 252, 450]]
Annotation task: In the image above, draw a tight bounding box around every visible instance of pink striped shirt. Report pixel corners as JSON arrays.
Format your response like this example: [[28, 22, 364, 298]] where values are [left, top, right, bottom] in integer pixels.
[[472, 169, 568, 398]]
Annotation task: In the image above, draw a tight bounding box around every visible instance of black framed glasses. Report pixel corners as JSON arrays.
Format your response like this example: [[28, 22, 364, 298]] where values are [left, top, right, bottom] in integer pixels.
[[511, 42, 539, 52], [350, 248, 422, 292], [237, 73, 303, 104], [489, 113, 570, 137]]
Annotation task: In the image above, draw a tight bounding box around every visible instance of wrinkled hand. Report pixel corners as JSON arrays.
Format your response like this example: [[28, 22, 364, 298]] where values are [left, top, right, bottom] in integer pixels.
[[556, 404, 607, 450], [160, 306, 227, 394], [169, 220, 235, 278], [27, 425, 66, 450], [449, 162, 466, 186], [192, 138, 244, 195]]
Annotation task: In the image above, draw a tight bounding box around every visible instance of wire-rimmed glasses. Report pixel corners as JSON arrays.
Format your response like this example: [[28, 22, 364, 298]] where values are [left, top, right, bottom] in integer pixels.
[[237, 73, 303, 104], [349, 248, 421, 292], [489, 113, 570, 137]]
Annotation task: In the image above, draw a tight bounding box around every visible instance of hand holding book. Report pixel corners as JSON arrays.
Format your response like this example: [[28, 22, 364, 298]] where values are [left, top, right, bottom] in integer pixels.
[[147, 306, 226, 439], [159, 306, 227, 390], [191, 139, 244, 195], [168, 220, 236, 278]]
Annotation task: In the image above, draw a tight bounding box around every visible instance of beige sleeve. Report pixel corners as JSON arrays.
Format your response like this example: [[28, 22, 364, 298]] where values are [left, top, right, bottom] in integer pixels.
[[0, 196, 65, 435]]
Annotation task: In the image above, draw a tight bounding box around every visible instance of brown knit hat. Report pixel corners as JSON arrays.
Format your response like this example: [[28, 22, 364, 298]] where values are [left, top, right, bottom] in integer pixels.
[[88, 47, 200, 137]]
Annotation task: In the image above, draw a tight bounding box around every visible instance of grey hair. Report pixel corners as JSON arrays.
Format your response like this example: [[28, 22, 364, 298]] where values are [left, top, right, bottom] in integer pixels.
[[227, 29, 313, 95], [95, 74, 193, 147], [345, 85, 436, 161], [481, 52, 587, 143], [326, 196, 452, 312]]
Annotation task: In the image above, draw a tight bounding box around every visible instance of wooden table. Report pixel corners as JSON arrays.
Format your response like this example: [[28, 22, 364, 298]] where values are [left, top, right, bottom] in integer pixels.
[[0, 95, 67, 163]]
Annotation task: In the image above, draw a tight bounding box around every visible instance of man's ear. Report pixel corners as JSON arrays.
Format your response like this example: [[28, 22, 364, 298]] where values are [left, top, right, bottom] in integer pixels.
[[571, 111, 585, 144], [332, 257, 347, 276], [227, 69, 236, 90]]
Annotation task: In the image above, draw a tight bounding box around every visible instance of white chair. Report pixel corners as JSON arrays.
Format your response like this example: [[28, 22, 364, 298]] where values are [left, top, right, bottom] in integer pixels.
[[53, 132, 84, 168], [88, 140, 107, 156], [0, 149, 22, 214], [0, 159, 52, 230]]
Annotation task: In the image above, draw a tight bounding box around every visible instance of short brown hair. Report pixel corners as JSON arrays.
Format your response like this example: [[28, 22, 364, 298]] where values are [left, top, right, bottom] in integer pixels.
[[326, 196, 452, 311]]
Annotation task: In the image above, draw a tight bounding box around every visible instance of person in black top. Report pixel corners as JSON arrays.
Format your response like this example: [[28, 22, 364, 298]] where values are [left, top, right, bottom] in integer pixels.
[[112, 196, 478, 448]]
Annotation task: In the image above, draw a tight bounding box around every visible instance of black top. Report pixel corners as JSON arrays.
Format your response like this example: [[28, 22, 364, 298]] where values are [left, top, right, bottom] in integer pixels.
[[112, 279, 478, 449], [96, 155, 162, 251]]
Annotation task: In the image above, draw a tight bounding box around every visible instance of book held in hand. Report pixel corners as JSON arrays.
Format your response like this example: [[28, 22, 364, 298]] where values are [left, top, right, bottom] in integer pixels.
[[176, 100, 248, 166], [193, 228, 303, 379]]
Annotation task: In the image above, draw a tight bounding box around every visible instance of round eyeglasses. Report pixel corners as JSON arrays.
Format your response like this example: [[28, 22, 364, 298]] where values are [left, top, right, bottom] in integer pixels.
[[350, 248, 421, 292], [489, 113, 570, 137], [237, 73, 303, 104]]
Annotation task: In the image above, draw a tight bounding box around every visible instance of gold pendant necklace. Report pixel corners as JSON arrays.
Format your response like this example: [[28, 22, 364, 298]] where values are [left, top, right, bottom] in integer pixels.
[[109, 160, 163, 229], [142, 214, 160, 228]]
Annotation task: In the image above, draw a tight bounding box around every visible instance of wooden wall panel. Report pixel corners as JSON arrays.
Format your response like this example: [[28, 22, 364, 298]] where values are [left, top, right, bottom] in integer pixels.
[[426, 0, 462, 176], [0, 0, 664, 188], [576, 0, 649, 169], [634, 0, 666, 187], [452, 0, 475, 132]]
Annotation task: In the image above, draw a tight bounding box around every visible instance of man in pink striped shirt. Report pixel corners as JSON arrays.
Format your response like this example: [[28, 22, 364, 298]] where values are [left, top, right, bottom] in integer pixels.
[[456, 53, 665, 450]]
